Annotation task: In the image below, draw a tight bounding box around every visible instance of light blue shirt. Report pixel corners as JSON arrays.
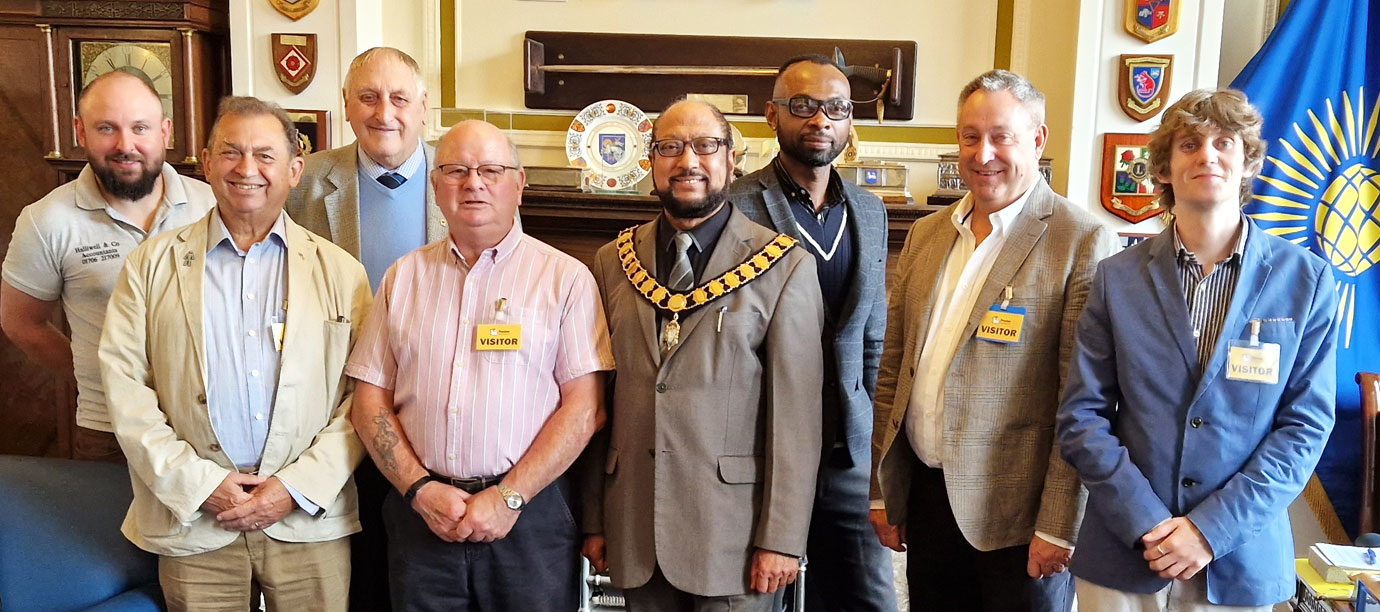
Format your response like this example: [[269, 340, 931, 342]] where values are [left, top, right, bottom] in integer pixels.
[[202, 210, 318, 515], [356, 140, 426, 180]]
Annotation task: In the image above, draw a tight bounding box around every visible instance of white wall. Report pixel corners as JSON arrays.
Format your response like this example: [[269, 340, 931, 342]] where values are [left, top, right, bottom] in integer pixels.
[[229, 0, 385, 148], [1065, 0, 1225, 234]]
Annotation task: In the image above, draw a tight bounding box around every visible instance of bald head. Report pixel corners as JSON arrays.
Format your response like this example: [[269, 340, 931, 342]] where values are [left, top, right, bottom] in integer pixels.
[[773, 58, 849, 100], [436, 120, 521, 169], [652, 100, 731, 142], [78, 69, 163, 120]]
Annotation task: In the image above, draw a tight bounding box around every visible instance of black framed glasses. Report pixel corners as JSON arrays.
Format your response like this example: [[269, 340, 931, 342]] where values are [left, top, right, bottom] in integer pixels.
[[771, 95, 853, 121], [650, 137, 731, 157], [435, 163, 519, 185]]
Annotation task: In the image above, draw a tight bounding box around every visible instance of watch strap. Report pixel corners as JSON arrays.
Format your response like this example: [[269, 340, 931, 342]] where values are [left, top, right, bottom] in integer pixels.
[[497, 483, 525, 511], [404, 475, 435, 503]]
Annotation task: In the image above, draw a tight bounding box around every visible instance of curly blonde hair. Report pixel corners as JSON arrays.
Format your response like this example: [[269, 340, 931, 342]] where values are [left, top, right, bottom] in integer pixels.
[[1147, 88, 1265, 211]]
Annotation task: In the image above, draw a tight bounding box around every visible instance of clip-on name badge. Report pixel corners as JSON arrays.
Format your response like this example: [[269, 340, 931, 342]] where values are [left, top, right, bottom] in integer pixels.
[[976, 286, 1026, 344], [476, 297, 522, 351], [1226, 319, 1280, 384]]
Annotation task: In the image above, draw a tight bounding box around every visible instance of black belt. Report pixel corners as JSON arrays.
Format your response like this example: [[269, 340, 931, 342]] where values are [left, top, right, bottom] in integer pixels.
[[427, 470, 507, 494]]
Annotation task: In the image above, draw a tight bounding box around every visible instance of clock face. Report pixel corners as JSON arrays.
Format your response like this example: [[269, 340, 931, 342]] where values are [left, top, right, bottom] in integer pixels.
[[76, 41, 175, 144]]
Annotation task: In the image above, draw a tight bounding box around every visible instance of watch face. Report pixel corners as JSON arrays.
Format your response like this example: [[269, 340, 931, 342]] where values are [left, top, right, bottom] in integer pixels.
[[504, 494, 522, 510], [76, 41, 176, 146]]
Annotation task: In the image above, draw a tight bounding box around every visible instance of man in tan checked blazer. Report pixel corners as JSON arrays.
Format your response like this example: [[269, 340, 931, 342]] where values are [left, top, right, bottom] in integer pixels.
[[869, 70, 1117, 611]]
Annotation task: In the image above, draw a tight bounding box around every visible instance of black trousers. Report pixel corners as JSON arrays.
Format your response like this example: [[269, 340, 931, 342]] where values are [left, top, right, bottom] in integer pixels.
[[905, 463, 1073, 612], [382, 477, 580, 612], [782, 447, 898, 612], [350, 459, 392, 611]]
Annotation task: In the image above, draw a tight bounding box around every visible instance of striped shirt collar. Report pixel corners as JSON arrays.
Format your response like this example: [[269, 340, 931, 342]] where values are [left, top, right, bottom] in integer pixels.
[[1172, 213, 1249, 267], [357, 140, 426, 181], [447, 221, 524, 266]]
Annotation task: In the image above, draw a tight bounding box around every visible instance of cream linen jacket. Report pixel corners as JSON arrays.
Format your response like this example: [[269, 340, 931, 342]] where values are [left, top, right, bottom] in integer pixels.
[[99, 208, 372, 556]]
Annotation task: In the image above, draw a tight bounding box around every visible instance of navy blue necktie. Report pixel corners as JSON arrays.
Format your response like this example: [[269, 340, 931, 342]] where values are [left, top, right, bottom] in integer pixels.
[[377, 172, 405, 189]]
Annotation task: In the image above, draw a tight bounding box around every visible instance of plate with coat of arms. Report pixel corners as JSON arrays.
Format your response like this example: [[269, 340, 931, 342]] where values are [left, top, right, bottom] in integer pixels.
[[567, 100, 653, 191]]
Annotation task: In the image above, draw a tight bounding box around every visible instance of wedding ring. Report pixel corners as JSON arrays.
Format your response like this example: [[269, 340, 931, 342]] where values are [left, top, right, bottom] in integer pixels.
[[1156, 544, 1167, 555]]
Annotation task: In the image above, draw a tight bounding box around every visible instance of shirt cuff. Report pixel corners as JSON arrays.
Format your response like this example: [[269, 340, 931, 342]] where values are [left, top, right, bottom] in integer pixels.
[[282, 481, 322, 516], [1034, 531, 1072, 550], [869, 499, 885, 510]]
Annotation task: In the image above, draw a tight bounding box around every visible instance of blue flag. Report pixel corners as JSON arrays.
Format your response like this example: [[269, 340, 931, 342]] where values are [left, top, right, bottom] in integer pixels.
[[1231, 0, 1380, 538]]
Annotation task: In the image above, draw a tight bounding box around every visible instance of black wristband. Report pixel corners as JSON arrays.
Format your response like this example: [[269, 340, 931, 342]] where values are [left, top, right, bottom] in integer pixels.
[[404, 475, 435, 503]]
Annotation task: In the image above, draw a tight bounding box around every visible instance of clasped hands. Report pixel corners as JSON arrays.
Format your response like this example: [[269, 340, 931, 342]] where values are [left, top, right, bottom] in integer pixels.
[[201, 472, 293, 532], [582, 536, 799, 594], [1141, 516, 1214, 580], [411, 482, 519, 543]]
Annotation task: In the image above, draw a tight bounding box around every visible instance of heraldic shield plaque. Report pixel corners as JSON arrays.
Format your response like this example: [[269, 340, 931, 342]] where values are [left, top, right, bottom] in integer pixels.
[[269, 0, 320, 21], [1118, 54, 1173, 122], [1101, 133, 1164, 223], [1125, 0, 1179, 43], [273, 33, 317, 95]]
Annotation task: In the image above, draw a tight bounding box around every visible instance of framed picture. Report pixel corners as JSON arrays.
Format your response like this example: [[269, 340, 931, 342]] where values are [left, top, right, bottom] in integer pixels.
[[285, 109, 328, 155], [1101, 133, 1164, 223]]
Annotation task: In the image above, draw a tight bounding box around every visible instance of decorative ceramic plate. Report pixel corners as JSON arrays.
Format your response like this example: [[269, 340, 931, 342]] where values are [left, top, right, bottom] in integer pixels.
[[567, 99, 653, 190]]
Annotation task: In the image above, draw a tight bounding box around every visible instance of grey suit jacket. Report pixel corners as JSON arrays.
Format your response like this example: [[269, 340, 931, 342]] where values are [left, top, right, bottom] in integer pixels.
[[728, 163, 888, 466], [284, 142, 446, 258], [871, 179, 1117, 550], [586, 206, 824, 596]]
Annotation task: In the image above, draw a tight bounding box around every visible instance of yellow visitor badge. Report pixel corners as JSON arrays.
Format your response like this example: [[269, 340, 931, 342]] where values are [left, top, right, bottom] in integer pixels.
[[1226, 319, 1280, 384], [976, 306, 1025, 344], [476, 324, 522, 351]]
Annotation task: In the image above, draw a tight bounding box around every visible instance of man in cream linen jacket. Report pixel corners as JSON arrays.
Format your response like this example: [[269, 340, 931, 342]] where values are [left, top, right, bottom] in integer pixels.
[[100, 97, 371, 612]]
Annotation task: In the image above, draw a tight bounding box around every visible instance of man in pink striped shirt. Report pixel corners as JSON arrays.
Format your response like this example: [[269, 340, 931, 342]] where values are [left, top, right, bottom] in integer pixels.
[[346, 120, 614, 611]]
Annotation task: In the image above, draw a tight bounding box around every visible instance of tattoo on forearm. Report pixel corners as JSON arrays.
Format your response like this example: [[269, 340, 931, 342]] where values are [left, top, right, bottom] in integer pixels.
[[371, 413, 402, 478]]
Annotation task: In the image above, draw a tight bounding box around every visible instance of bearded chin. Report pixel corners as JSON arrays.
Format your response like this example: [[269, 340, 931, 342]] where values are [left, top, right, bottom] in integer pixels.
[[782, 137, 846, 168], [660, 183, 730, 220], [93, 162, 162, 201]]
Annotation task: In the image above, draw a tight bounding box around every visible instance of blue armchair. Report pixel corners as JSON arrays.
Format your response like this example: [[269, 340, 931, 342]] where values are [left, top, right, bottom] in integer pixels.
[[0, 455, 162, 612]]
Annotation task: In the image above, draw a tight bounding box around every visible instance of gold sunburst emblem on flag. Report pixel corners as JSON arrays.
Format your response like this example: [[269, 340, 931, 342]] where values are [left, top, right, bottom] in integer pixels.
[[1249, 88, 1380, 348]]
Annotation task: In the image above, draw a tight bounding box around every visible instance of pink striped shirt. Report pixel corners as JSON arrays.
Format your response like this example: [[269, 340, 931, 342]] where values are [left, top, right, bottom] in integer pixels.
[[345, 226, 614, 478]]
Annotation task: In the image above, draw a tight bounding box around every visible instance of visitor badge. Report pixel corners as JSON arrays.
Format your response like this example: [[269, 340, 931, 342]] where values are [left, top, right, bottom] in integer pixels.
[[976, 305, 1026, 344], [1225, 319, 1279, 384], [476, 324, 522, 351]]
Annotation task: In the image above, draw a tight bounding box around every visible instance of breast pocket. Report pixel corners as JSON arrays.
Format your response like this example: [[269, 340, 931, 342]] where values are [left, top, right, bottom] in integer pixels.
[[480, 308, 550, 367]]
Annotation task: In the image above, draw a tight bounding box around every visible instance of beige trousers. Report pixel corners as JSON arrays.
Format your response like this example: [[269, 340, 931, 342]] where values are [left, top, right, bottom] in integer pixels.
[[159, 531, 350, 612], [1076, 574, 1274, 612]]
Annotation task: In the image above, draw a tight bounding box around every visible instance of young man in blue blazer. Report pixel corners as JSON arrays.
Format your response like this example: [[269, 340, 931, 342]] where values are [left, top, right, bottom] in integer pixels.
[[1057, 89, 1339, 610]]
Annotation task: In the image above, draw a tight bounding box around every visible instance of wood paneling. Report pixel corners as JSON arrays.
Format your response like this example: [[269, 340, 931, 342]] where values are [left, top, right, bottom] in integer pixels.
[[0, 23, 65, 457]]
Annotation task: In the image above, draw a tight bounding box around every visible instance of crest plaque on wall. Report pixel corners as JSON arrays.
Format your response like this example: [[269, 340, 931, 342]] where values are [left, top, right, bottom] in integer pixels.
[[269, 0, 319, 21], [1117, 54, 1173, 122], [1125, 0, 1179, 43], [272, 33, 317, 95], [1101, 133, 1164, 223]]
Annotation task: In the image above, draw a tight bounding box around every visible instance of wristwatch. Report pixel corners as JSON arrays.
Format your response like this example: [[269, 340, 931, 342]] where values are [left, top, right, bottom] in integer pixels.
[[497, 483, 525, 512], [404, 475, 436, 503]]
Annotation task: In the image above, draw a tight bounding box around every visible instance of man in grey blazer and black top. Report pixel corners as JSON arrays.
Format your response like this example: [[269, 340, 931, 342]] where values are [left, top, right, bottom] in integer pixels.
[[283, 46, 442, 611], [728, 54, 896, 612], [870, 70, 1117, 611]]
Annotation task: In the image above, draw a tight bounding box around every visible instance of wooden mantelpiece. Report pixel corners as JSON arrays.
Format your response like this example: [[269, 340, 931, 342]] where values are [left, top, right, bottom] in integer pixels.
[[519, 188, 937, 269]]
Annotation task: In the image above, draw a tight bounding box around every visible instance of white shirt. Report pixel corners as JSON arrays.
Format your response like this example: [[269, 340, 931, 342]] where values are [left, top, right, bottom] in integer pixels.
[[904, 182, 1035, 468]]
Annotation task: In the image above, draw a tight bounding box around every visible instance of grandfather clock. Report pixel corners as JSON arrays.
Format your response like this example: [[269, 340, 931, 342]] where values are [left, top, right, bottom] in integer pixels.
[[36, 0, 230, 181]]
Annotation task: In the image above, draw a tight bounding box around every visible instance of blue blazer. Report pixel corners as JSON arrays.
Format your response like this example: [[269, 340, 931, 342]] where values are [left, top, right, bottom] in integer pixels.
[[1056, 218, 1337, 605]]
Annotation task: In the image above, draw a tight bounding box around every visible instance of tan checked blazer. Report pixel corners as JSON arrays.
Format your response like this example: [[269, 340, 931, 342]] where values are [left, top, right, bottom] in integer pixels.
[[871, 180, 1117, 550], [585, 207, 824, 596], [100, 209, 372, 557]]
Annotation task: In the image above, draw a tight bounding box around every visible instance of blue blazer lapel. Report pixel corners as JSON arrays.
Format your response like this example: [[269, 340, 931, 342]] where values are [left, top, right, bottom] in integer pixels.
[[1193, 220, 1273, 402], [755, 170, 802, 242], [1146, 230, 1200, 375]]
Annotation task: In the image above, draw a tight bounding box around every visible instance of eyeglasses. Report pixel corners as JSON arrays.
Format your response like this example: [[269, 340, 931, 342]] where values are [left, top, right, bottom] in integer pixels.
[[435, 163, 519, 185], [771, 95, 853, 121], [651, 137, 731, 157]]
